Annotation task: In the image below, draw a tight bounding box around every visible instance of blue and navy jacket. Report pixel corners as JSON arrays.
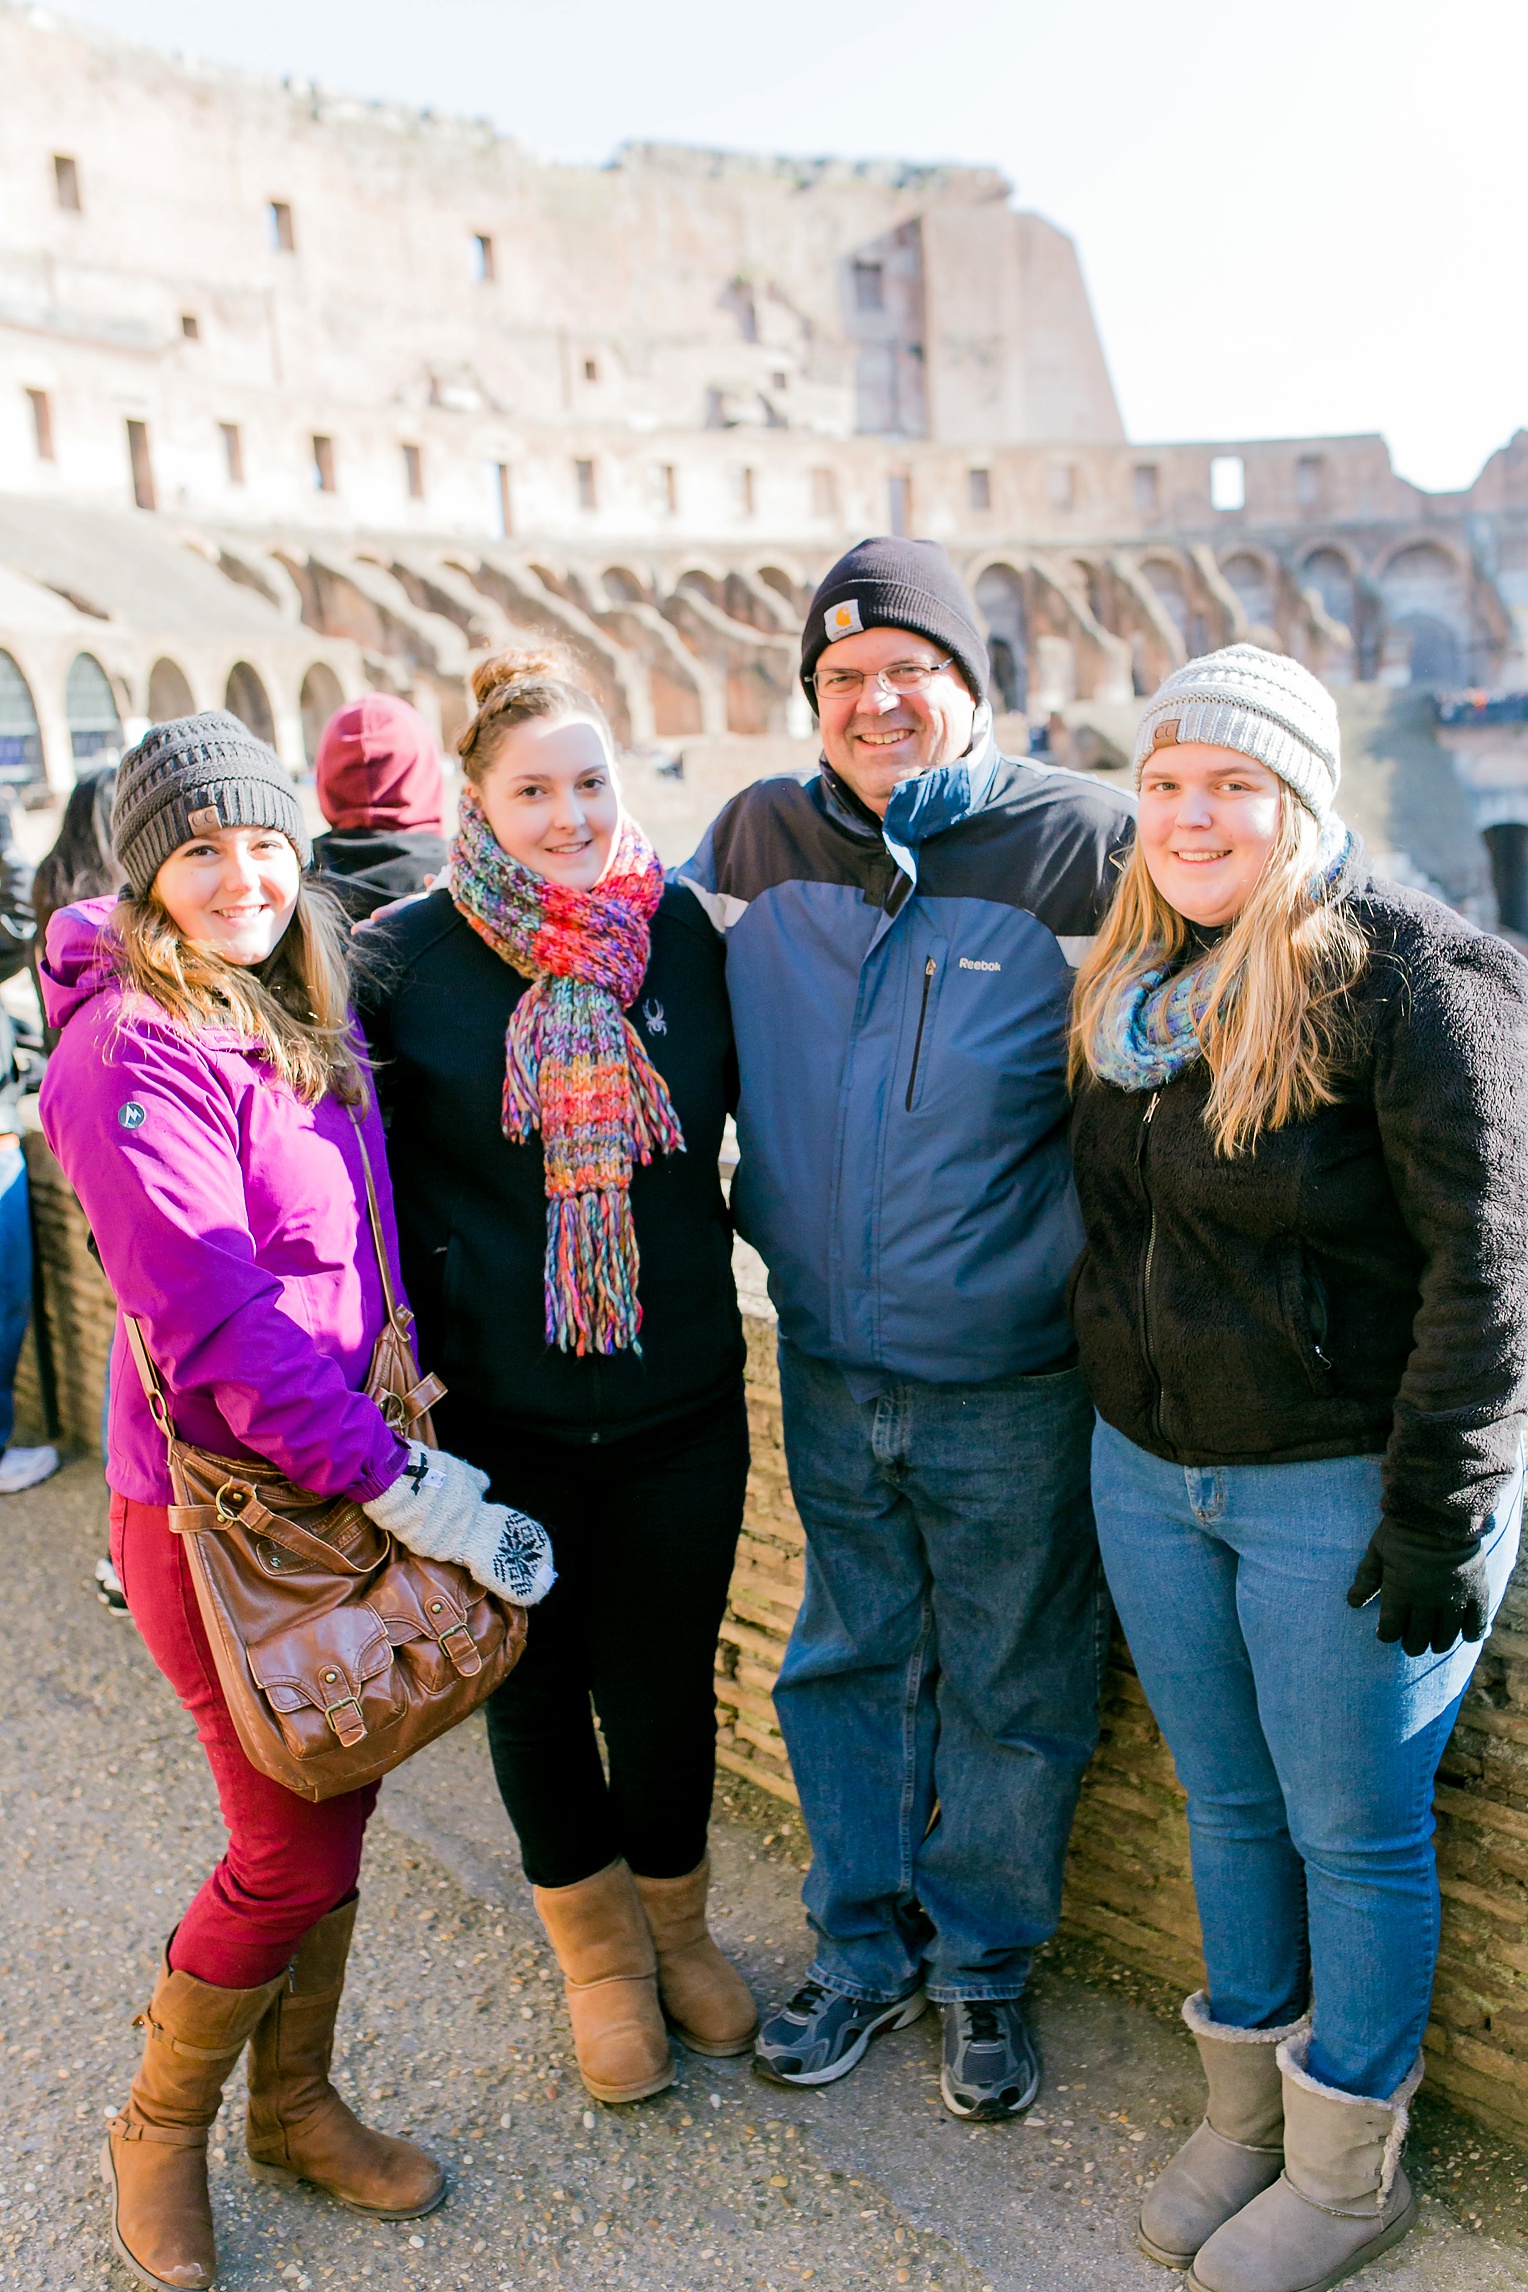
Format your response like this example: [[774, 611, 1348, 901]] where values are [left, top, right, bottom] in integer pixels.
[[681, 719, 1136, 1386]]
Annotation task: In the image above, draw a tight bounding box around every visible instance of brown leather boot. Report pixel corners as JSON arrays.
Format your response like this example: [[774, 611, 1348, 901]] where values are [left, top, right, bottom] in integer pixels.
[[634, 1857, 759, 2057], [101, 1956, 287, 2291], [245, 1900, 445, 2218], [534, 1858, 674, 2104]]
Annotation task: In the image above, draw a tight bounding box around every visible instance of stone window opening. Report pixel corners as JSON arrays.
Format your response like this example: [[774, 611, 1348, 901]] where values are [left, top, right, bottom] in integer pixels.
[[220, 423, 244, 487], [225, 661, 275, 746], [0, 653, 44, 788], [312, 434, 336, 494], [655, 463, 678, 515], [403, 442, 424, 500], [969, 468, 992, 514], [53, 155, 81, 212], [66, 653, 123, 763], [1210, 455, 1246, 513], [269, 200, 296, 254], [1133, 464, 1160, 518], [126, 419, 156, 512], [888, 474, 912, 537], [583, 357, 598, 384], [811, 467, 838, 521], [575, 458, 597, 511], [492, 460, 513, 537], [852, 260, 884, 313], [26, 390, 54, 463], [771, 371, 788, 392], [1295, 454, 1326, 511], [473, 233, 496, 283], [1048, 464, 1076, 510], [735, 466, 756, 519], [180, 312, 200, 341]]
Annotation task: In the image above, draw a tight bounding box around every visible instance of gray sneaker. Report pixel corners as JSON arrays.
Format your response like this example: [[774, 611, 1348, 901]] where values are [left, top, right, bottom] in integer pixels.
[[754, 1980, 926, 2087], [940, 1998, 1041, 2119]]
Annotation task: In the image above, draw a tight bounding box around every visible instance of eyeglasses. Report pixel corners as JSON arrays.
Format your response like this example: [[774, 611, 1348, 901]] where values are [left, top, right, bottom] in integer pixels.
[[808, 657, 953, 701]]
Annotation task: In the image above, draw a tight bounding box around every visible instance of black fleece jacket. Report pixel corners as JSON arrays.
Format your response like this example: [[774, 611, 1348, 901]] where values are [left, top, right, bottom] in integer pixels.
[[1069, 873, 1528, 1547], [354, 883, 745, 1444], [314, 826, 449, 921]]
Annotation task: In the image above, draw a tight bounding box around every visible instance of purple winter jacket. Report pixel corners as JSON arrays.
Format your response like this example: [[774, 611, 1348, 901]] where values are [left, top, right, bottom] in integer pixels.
[[38, 898, 410, 1508]]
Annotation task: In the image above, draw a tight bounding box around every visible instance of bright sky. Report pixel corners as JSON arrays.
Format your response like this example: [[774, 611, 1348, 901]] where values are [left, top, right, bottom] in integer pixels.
[[55, 0, 1527, 494]]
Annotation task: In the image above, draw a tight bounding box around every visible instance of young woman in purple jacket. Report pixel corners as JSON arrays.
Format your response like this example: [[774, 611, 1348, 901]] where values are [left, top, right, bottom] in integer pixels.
[[38, 712, 550, 2292]]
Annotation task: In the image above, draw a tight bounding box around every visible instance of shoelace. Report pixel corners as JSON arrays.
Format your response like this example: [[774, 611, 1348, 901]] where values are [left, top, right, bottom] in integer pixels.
[[963, 2002, 1007, 2045], [781, 1981, 829, 2023]]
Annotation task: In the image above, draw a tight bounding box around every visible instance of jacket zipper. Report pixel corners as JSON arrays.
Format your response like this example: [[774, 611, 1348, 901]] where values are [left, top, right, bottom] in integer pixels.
[[905, 957, 938, 1112], [1136, 1091, 1165, 1441]]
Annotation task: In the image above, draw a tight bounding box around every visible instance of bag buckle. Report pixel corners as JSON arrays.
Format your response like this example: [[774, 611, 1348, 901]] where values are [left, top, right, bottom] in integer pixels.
[[321, 1686, 366, 1746], [215, 1478, 259, 1523], [438, 1622, 482, 1677]]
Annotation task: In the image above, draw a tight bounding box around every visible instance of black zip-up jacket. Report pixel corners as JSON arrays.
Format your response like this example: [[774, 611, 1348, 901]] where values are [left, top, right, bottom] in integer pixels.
[[314, 827, 449, 921], [354, 883, 745, 1443], [1069, 872, 1528, 1547]]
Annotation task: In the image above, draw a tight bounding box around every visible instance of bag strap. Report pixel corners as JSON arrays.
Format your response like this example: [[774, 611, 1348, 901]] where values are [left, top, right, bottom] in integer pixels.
[[349, 1108, 406, 1328]]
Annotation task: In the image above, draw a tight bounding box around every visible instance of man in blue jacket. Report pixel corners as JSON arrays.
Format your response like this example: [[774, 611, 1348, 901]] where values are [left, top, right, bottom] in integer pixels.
[[682, 538, 1135, 2118]]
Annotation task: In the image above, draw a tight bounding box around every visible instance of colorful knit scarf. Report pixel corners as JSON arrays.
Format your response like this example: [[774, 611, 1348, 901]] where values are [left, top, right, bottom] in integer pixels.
[[450, 788, 683, 1355], [1091, 814, 1354, 1093]]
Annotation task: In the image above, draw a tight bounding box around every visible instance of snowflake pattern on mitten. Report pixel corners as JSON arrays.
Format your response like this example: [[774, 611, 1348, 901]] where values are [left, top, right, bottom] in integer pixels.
[[491, 1506, 557, 1607]]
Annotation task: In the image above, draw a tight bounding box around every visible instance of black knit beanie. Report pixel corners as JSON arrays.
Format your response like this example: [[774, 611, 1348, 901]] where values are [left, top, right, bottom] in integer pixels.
[[112, 711, 311, 897], [801, 537, 989, 709]]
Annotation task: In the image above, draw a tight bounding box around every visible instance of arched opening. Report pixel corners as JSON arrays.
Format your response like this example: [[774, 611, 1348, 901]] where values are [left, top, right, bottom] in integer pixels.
[[147, 658, 194, 723], [1220, 552, 1276, 634], [0, 652, 43, 788], [299, 662, 345, 766], [66, 652, 123, 765], [225, 661, 275, 746], [602, 567, 646, 607], [1301, 548, 1355, 629], [758, 566, 804, 616], [973, 564, 1028, 713], [1389, 613, 1462, 688], [1379, 546, 1469, 687]]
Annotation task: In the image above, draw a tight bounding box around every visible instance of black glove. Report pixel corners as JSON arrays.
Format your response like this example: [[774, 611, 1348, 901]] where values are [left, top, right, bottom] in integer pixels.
[[1346, 1518, 1490, 1658]]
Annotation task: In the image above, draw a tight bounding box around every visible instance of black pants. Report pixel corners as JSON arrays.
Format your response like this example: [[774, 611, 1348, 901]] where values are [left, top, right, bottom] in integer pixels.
[[446, 1391, 750, 1891]]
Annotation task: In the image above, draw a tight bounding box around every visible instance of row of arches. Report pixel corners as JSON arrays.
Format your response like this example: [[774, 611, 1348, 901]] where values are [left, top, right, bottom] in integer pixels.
[[0, 652, 350, 791]]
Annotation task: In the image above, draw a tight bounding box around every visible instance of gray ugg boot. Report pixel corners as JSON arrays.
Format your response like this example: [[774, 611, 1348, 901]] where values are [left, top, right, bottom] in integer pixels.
[[1187, 2034, 1421, 2292], [1138, 1992, 1309, 2270]]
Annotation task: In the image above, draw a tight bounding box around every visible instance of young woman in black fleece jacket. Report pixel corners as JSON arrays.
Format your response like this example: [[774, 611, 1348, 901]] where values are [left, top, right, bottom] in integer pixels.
[[1068, 646, 1528, 2292], [356, 649, 756, 2108]]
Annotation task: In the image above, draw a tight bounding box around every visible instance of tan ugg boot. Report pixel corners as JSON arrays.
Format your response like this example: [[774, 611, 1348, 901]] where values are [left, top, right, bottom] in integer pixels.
[[534, 1858, 674, 2104], [245, 1900, 444, 2218], [634, 1857, 760, 2057], [101, 1956, 286, 2290], [1138, 1992, 1308, 2270], [1188, 2036, 1421, 2292]]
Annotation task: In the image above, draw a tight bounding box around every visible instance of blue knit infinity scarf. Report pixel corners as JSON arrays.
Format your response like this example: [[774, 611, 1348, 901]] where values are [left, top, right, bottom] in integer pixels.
[[1091, 815, 1354, 1094]]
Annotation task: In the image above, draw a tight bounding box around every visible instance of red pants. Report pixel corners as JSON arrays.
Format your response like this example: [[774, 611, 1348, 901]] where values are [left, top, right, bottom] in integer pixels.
[[110, 1494, 379, 1989]]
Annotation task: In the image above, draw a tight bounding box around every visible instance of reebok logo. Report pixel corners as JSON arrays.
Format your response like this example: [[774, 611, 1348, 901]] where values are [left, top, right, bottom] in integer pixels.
[[958, 957, 1001, 972]]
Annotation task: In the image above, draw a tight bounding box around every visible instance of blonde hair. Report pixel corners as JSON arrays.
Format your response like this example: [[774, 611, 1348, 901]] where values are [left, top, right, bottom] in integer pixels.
[[1069, 785, 1367, 1155], [113, 876, 367, 1107], [456, 646, 614, 785]]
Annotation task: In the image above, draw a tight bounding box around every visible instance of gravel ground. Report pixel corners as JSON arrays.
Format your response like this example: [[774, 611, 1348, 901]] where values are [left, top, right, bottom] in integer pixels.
[[4, 1458, 1527, 2291]]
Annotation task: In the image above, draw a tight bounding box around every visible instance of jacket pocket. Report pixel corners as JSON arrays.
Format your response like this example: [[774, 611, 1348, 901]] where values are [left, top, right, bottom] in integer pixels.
[[904, 935, 949, 1114], [1279, 1245, 1336, 1393]]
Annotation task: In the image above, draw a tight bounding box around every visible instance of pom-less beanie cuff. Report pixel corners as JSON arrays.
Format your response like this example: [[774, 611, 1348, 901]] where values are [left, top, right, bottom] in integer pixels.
[[112, 710, 311, 896], [1133, 644, 1341, 819], [801, 537, 990, 707]]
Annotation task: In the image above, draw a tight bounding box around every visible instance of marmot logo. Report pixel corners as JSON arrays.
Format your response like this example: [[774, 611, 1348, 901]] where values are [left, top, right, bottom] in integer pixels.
[[958, 957, 1001, 973]]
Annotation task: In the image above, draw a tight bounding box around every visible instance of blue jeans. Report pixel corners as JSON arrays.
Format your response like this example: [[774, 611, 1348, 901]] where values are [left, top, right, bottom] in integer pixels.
[[0, 1140, 32, 1451], [773, 1341, 1106, 2004], [1091, 1417, 1523, 2097]]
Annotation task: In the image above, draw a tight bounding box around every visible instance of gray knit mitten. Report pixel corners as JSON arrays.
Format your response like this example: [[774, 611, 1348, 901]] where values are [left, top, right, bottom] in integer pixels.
[[363, 1443, 556, 1606]]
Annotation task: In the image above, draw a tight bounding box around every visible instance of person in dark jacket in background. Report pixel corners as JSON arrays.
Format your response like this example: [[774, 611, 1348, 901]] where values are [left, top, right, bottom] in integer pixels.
[[0, 784, 55, 1497], [313, 694, 447, 919], [682, 539, 1134, 2117], [357, 647, 756, 2109], [1069, 645, 1528, 2292]]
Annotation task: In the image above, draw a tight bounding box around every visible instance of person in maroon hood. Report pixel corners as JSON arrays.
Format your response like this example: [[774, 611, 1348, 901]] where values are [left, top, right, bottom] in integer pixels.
[[313, 693, 448, 920]]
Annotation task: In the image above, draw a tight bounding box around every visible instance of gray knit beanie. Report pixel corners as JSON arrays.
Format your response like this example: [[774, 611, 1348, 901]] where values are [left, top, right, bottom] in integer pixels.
[[113, 711, 311, 897], [1132, 645, 1341, 819]]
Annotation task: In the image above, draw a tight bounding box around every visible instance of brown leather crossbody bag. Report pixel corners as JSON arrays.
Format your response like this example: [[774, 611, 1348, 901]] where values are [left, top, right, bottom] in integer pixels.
[[123, 1113, 527, 1802]]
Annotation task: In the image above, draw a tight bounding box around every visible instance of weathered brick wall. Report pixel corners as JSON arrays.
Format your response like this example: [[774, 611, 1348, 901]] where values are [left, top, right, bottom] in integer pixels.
[[25, 1138, 1528, 2144]]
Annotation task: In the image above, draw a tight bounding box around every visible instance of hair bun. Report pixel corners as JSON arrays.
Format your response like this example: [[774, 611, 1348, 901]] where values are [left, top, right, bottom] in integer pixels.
[[469, 647, 573, 707]]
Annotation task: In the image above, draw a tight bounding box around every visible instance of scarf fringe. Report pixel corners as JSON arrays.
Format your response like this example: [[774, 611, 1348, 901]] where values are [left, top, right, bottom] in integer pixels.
[[545, 1188, 645, 1356]]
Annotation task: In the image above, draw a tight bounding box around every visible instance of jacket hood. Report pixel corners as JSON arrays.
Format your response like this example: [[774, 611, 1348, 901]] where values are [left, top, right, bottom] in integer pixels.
[[315, 695, 445, 834], [40, 894, 123, 1032]]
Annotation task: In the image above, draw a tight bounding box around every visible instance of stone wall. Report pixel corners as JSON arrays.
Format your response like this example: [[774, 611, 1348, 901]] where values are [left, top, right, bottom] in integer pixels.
[[22, 1132, 1528, 2145]]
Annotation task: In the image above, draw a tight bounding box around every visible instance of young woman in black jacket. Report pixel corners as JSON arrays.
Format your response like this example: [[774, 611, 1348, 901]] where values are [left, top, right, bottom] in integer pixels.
[[1068, 645, 1528, 2292], [357, 648, 755, 2107]]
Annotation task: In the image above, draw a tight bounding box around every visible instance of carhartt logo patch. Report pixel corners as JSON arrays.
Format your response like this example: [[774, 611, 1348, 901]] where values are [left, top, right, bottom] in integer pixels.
[[117, 1101, 146, 1130], [825, 598, 863, 639], [187, 803, 222, 833]]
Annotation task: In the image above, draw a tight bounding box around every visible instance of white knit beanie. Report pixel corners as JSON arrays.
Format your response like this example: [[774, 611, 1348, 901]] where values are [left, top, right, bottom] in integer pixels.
[[1132, 644, 1341, 819]]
